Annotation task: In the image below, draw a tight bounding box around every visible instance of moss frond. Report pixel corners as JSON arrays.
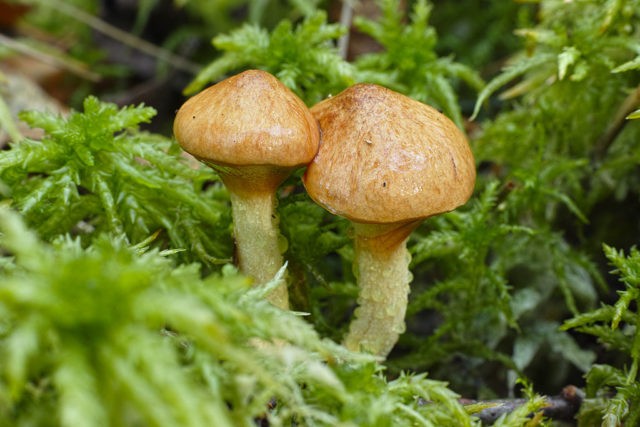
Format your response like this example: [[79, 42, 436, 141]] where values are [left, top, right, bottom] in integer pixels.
[[0, 96, 232, 265]]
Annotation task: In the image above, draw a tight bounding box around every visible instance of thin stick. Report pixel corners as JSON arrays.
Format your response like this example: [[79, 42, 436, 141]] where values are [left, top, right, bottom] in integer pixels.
[[457, 385, 585, 425], [593, 84, 640, 163], [0, 33, 101, 82], [42, 0, 201, 75], [337, 0, 354, 60]]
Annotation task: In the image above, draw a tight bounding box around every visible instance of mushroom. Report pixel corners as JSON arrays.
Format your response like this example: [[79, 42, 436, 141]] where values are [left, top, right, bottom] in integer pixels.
[[173, 70, 320, 309], [302, 83, 476, 356]]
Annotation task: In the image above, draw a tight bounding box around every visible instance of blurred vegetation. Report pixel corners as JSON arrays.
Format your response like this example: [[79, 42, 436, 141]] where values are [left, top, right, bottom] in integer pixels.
[[1, 0, 640, 425]]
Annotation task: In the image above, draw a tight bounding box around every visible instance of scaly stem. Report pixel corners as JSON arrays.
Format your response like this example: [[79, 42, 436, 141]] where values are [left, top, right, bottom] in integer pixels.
[[343, 222, 417, 356], [228, 190, 288, 309]]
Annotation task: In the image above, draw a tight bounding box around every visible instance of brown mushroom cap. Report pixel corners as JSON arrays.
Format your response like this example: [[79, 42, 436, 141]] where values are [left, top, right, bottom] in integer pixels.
[[303, 83, 476, 224], [173, 69, 319, 171]]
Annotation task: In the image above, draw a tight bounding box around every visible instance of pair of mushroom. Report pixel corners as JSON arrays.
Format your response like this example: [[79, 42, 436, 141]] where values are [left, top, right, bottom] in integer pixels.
[[173, 70, 476, 357]]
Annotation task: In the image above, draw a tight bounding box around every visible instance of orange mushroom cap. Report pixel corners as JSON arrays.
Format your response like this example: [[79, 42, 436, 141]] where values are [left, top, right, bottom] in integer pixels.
[[303, 83, 476, 225], [173, 69, 319, 173]]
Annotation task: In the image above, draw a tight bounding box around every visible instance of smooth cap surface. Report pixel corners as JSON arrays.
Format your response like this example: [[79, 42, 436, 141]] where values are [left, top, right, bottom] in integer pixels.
[[173, 69, 319, 169], [303, 83, 476, 224]]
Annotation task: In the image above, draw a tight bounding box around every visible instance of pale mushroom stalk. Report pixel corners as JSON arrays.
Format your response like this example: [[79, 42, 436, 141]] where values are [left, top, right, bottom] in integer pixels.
[[343, 222, 418, 355], [222, 169, 289, 308], [228, 191, 285, 303]]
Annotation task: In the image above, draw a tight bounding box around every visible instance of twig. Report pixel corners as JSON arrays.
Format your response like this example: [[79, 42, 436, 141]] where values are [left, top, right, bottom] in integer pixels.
[[592, 84, 640, 164], [337, 0, 354, 60], [0, 33, 101, 82], [41, 0, 201, 75], [460, 385, 585, 425]]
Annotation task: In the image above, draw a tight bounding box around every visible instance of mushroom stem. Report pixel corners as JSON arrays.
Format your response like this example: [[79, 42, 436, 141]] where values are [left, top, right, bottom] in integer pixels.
[[228, 189, 288, 310], [343, 222, 418, 356]]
